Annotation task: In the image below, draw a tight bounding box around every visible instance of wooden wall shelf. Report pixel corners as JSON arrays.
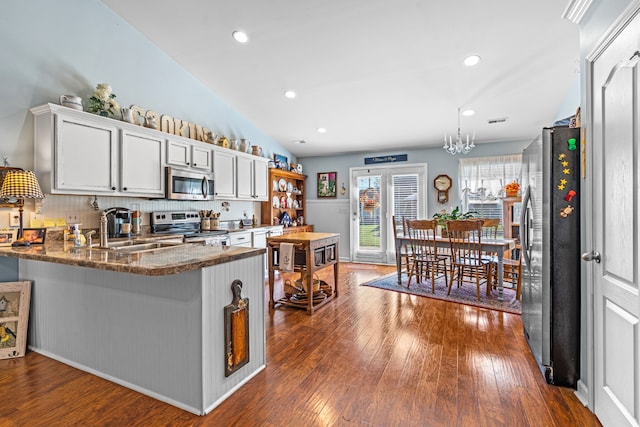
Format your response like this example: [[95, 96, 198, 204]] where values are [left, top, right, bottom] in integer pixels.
[[261, 169, 313, 234]]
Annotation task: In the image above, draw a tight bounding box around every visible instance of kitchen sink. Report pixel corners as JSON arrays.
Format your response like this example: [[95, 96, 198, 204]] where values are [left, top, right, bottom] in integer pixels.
[[90, 240, 189, 254]]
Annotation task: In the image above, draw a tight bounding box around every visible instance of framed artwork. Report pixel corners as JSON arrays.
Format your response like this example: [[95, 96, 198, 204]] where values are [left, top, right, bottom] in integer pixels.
[[0, 281, 32, 359], [273, 153, 288, 170], [317, 172, 337, 198], [22, 228, 46, 244], [0, 229, 17, 247]]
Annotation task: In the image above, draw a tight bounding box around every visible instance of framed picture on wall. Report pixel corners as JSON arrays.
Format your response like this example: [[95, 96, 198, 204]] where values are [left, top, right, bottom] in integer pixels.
[[273, 154, 288, 170], [317, 172, 337, 198]]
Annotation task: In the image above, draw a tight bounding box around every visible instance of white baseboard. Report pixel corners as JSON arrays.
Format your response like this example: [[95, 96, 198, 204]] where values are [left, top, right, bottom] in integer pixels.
[[574, 379, 590, 407]]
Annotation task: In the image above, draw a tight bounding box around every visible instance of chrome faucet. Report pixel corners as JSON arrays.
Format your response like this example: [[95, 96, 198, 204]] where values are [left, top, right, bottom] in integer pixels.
[[99, 212, 109, 248], [99, 208, 118, 249]]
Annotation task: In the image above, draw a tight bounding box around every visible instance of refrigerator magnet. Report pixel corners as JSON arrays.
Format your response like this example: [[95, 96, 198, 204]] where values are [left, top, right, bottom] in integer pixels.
[[564, 190, 577, 202], [560, 205, 575, 218]]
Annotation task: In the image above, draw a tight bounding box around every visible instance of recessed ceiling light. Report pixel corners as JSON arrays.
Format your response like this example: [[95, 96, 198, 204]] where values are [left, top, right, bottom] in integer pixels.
[[317, 127, 327, 133], [232, 30, 249, 44], [462, 109, 475, 116], [463, 55, 481, 66], [284, 90, 296, 99]]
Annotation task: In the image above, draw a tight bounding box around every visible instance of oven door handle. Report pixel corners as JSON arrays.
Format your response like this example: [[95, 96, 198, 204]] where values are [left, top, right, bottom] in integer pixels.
[[202, 176, 209, 199]]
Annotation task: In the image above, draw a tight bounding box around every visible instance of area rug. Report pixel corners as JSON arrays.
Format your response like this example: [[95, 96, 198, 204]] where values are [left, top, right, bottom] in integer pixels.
[[360, 272, 521, 314]]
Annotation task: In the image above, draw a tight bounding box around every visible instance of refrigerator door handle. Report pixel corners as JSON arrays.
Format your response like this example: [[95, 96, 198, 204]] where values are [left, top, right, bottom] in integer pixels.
[[520, 185, 532, 266]]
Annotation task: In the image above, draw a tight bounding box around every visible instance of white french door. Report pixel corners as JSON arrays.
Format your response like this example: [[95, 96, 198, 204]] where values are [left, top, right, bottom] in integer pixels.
[[589, 10, 640, 427], [350, 164, 427, 263]]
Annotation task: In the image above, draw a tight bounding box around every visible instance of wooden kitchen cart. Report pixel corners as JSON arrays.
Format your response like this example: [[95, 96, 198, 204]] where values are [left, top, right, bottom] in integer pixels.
[[267, 232, 339, 315]]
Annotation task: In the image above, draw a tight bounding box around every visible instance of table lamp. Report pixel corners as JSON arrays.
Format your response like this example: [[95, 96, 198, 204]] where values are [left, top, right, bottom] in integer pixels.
[[0, 170, 45, 246]]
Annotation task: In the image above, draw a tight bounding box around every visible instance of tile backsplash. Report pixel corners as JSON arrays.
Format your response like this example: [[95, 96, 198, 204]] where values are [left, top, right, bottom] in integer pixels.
[[0, 195, 260, 230]]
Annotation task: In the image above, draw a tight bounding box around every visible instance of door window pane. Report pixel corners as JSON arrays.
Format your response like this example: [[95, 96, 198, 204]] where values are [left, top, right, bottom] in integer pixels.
[[357, 176, 381, 249]]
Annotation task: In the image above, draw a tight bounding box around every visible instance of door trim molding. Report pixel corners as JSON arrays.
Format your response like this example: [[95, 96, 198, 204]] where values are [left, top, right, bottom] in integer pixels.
[[349, 163, 428, 263], [583, 0, 640, 412]]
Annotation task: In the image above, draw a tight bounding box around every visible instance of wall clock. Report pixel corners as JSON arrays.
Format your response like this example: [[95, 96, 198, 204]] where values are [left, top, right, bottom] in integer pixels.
[[434, 174, 452, 204]]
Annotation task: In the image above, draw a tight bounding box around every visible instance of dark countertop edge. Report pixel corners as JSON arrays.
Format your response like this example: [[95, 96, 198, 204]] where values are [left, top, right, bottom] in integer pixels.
[[0, 246, 266, 276]]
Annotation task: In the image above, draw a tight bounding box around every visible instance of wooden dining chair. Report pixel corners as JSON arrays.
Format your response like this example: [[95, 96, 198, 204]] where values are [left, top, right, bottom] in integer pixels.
[[405, 219, 448, 291], [392, 215, 411, 276], [480, 218, 521, 301], [480, 218, 500, 239], [490, 244, 522, 300], [477, 218, 500, 283], [446, 219, 493, 300]]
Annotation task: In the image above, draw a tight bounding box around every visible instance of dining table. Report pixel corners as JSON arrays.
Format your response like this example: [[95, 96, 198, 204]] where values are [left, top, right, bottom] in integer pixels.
[[394, 234, 517, 301]]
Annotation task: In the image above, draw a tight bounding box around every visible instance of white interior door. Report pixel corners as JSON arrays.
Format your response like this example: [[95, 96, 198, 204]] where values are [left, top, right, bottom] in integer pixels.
[[590, 12, 640, 427]]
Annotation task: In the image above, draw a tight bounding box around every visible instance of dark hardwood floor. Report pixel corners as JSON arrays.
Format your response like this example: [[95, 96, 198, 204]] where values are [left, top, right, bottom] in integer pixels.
[[1, 263, 600, 426]]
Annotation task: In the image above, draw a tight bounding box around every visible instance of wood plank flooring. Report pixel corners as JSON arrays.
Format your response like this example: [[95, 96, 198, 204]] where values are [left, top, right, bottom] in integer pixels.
[[0, 263, 600, 426]]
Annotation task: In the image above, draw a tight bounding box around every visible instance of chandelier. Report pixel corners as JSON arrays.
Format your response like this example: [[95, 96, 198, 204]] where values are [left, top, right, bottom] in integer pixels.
[[443, 107, 475, 155]]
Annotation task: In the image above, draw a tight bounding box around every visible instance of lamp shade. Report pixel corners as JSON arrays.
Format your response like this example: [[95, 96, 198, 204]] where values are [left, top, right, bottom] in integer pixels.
[[0, 170, 45, 199]]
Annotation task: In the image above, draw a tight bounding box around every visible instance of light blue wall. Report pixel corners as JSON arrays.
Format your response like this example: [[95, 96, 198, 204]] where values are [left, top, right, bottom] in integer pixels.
[[300, 140, 531, 219], [0, 0, 293, 170]]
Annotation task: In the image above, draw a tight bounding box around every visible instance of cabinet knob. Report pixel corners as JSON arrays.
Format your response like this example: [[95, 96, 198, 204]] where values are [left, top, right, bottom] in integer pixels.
[[123, 187, 127, 191], [111, 186, 116, 191]]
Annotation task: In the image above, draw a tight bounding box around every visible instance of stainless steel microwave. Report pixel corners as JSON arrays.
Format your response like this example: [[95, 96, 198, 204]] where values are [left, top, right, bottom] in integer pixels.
[[165, 166, 215, 200]]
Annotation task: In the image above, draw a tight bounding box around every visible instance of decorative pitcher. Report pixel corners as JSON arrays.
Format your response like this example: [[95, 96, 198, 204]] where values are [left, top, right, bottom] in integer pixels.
[[239, 139, 250, 153], [144, 116, 159, 130], [251, 145, 262, 156], [59, 95, 83, 110], [230, 139, 239, 150], [121, 108, 135, 124]]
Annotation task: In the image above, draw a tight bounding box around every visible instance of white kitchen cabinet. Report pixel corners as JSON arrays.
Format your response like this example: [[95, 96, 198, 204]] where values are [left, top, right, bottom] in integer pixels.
[[253, 159, 269, 200], [252, 228, 268, 248], [167, 139, 211, 172], [236, 155, 269, 201], [229, 230, 252, 247], [120, 129, 165, 197], [32, 104, 166, 197], [166, 139, 189, 168], [191, 144, 212, 172], [251, 227, 270, 277], [212, 149, 236, 199], [54, 112, 118, 194], [32, 105, 119, 195]]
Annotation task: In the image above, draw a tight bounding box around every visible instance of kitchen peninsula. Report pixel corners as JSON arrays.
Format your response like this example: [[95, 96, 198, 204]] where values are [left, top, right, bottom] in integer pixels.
[[0, 240, 266, 415]]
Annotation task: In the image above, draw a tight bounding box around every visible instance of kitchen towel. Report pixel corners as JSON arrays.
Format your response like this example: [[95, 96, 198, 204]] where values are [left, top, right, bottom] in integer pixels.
[[280, 243, 294, 272]]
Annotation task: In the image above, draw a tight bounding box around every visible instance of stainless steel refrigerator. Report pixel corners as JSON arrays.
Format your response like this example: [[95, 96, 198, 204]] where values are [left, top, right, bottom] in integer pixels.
[[520, 126, 580, 388]]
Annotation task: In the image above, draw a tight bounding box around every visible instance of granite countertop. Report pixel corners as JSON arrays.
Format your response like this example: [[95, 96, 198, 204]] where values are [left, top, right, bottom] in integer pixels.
[[0, 240, 265, 276]]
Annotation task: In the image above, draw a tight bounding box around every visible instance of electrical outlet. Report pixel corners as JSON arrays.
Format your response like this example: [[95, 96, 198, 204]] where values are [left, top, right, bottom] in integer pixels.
[[9, 210, 20, 227], [66, 211, 80, 224]]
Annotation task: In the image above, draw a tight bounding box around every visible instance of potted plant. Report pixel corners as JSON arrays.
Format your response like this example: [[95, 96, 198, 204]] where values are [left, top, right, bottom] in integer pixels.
[[432, 206, 477, 236]]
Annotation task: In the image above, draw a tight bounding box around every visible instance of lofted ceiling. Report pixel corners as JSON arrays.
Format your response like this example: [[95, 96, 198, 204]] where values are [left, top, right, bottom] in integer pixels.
[[102, 0, 580, 157]]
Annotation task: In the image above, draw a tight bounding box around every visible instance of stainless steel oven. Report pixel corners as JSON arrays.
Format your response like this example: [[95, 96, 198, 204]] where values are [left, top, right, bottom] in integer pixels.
[[151, 211, 229, 245], [165, 166, 215, 200]]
